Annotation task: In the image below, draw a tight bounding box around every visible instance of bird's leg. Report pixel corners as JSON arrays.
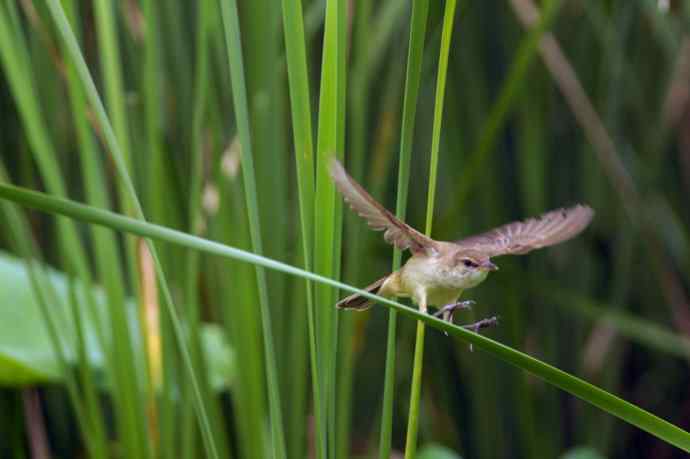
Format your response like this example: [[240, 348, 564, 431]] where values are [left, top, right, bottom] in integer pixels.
[[433, 300, 475, 323], [432, 300, 474, 336], [415, 289, 428, 314]]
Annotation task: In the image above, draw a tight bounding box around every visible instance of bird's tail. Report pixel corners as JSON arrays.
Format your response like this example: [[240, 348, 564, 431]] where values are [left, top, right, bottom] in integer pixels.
[[336, 275, 389, 310]]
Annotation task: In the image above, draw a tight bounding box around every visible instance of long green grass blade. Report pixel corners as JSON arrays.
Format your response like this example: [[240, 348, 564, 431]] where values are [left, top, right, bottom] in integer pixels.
[[314, 0, 345, 456], [329, 0, 348, 454], [279, 0, 318, 457], [405, 1, 457, 457], [181, 2, 232, 458], [43, 2, 219, 457], [378, 2, 430, 457], [93, 0, 132, 170], [2, 185, 690, 453], [216, 0, 287, 457]]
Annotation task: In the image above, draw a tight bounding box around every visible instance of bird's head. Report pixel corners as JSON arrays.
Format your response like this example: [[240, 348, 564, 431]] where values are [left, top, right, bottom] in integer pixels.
[[452, 251, 498, 287]]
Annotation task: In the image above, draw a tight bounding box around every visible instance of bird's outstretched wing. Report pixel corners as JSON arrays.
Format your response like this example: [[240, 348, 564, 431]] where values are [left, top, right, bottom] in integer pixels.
[[455, 205, 593, 257], [329, 159, 438, 255]]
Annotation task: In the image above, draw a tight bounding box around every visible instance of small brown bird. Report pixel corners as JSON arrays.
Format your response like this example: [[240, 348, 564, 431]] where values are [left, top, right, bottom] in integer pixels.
[[330, 159, 594, 326]]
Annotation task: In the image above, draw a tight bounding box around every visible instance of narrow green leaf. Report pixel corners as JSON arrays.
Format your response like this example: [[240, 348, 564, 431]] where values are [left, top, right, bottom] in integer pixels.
[[43, 2, 220, 457], [379, 1, 430, 457], [405, 1, 457, 457], [3, 185, 690, 453], [314, 0, 345, 456], [216, 0, 287, 456], [280, 0, 318, 458]]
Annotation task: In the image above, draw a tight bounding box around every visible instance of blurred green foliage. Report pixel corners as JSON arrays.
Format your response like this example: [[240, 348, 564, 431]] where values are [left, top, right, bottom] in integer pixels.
[[1, 1, 690, 458]]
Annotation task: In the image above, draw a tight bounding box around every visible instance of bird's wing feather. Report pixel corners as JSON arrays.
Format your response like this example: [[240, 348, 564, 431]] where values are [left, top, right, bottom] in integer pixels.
[[329, 158, 438, 255], [455, 205, 594, 256]]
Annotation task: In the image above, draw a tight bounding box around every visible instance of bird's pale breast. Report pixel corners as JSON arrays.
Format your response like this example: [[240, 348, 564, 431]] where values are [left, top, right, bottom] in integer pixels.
[[399, 255, 488, 307]]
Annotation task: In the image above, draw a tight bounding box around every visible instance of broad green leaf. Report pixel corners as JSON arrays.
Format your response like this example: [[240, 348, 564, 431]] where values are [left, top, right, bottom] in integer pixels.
[[0, 252, 234, 390]]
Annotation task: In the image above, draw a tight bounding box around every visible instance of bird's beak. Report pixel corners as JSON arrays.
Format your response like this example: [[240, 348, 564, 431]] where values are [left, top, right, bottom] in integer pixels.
[[481, 260, 498, 272]]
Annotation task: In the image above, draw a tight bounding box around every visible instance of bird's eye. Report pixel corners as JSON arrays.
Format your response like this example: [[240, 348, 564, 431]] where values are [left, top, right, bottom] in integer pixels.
[[462, 259, 478, 268]]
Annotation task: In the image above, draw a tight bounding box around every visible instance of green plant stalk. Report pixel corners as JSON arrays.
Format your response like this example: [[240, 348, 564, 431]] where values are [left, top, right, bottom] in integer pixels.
[[285, 242, 310, 459], [405, 323, 427, 457], [362, 56, 406, 456], [329, 0, 347, 455], [64, 1, 155, 454], [64, 34, 143, 459], [236, 0, 289, 363], [66, 280, 109, 459], [93, 0, 132, 171], [140, 0, 181, 457], [205, 17, 269, 459], [212, 168, 267, 459], [379, 1, 430, 458], [142, 0, 164, 219], [364, 0, 409, 83], [279, 0, 319, 457], [405, 1, 457, 457], [160, 1, 193, 134], [216, 0, 287, 457], [44, 2, 220, 457], [188, 0, 211, 419], [236, 0, 286, 246], [337, 0, 372, 454], [3, 1, 28, 69], [314, 0, 343, 456], [182, 1, 230, 458], [437, 28, 492, 452], [3, 184, 690, 452], [142, 0, 179, 235]]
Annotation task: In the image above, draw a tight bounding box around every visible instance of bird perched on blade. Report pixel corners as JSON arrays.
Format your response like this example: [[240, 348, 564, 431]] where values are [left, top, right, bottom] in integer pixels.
[[330, 158, 594, 327]]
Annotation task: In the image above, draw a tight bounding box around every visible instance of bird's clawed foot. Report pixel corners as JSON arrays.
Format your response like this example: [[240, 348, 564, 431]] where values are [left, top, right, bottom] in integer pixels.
[[433, 300, 475, 323], [462, 316, 498, 333], [462, 316, 499, 351], [432, 302, 498, 343]]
